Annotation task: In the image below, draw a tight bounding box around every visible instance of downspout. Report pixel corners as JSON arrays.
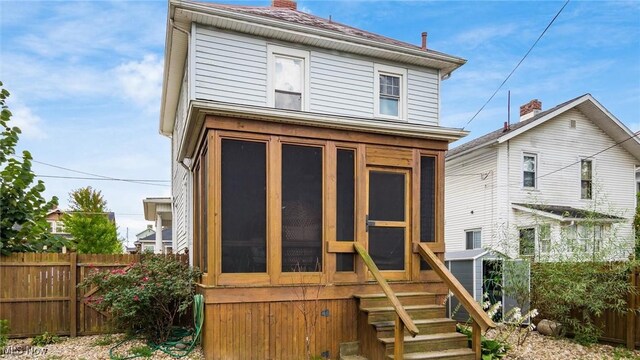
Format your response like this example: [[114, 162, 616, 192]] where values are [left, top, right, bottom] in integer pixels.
[[506, 139, 511, 255], [179, 158, 194, 266]]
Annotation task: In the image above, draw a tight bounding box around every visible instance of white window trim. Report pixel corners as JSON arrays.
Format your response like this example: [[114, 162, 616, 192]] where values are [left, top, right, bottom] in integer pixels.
[[521, 152, 538, 190], [267, 44, 310, 111], [464, 228, 482, 250], [578, 156, 594, 200], [374, 63, 408, 121]]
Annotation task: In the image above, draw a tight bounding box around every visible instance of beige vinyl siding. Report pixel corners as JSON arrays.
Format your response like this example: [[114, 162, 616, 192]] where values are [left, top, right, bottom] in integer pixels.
[[309, 51, 374, 117], [194, 25, 267, 106], [445, 148, 498, 252], [407, 68, 439, 125]]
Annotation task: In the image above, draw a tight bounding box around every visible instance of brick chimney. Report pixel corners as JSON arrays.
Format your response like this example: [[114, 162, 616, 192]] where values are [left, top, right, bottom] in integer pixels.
[[272, 0, 297, 10], [520, 99, 542, 121]]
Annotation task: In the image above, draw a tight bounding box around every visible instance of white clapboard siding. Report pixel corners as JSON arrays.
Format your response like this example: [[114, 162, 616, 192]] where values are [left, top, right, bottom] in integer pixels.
[[446, 107, 637, 256], [407, 68, 439, 125], [445, 148, 498, 252], [172, 68, 190, 254], [309, 51, 374, 117], [194, 25, 267, 106]]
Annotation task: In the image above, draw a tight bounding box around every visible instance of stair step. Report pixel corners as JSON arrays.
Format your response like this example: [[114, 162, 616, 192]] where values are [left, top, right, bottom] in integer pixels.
[[373, 318, 456, 338], [381, 333, 469, 355], [355, 292, 436, 308], [361, 304, 445, 323], [387, 348, 475, 360]]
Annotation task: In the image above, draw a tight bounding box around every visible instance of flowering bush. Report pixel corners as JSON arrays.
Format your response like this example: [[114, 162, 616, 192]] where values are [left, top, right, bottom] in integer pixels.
[[79, 255, 201, 342]]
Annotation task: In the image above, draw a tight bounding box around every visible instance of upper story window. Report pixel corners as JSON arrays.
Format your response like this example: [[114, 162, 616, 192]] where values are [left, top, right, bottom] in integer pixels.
[[268, 45, 309, 111], [580, 159, 592, 199], [523, 153, 537, 188], [374, 64, 407, 120], [465, 229, 481, 250]]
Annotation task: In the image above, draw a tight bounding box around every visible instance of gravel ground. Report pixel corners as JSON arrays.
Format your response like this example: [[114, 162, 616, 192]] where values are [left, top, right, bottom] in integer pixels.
[[3, 331, 640, 359], [1, 334, 204, 360], [487, 329, 640, 360]]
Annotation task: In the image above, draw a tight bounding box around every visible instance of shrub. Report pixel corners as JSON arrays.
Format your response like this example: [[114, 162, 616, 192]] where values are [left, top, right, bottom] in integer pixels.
[[32, 332, 62, 346], [79, 255, 201, 343], [0, 319, 8, 351], [531, 261, 634, 345], [130, 345, 154, 358]]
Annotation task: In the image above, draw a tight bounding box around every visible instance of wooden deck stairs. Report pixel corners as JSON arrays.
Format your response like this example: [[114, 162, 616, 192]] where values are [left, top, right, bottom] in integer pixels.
[[354, 292, 474, 360]]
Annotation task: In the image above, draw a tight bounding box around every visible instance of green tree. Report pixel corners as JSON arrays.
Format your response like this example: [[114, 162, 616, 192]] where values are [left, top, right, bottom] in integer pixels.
[[63, 187, 122, 254], [0, 81, 61, 255]]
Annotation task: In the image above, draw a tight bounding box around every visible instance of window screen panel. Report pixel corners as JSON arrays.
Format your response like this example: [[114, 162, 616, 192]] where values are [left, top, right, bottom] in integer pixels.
[[369, 171, 405, 221], [282, 144, 323, 272], [420, 156, 437, 270], [369, 227, 405, 271], [221, 139, 267, 273], [336, 149, 355, 272]]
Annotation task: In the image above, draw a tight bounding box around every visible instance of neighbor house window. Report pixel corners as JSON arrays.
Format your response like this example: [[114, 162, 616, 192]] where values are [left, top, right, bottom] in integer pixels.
[[577, 224, 602, 253], [143, 245, 154, 253], [539, 224, 551, 254], [581, 159, 592, 199], [523, 153, 537, 188], [519, 228, 535, 256], [465, 229, 482, 250], [268, 45, 309, 111], [374, 64, 406, 119]]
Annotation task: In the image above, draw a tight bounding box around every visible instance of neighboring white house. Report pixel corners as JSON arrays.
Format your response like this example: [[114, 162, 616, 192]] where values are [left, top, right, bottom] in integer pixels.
[[134, 227, 173, 254], [142, 197, 173, 254], [445, 95, 640, 261]]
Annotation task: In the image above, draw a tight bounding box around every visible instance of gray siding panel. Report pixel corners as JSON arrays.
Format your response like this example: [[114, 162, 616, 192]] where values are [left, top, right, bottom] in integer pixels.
[[194, 25, 267, 106], [309, 51, 374, 118], [449, 260, 474, 322], [407, 68, 439, 125]]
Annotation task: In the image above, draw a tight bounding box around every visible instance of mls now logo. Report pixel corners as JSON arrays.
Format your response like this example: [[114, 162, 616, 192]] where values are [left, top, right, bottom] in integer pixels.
[[3, 345, 49, 356]]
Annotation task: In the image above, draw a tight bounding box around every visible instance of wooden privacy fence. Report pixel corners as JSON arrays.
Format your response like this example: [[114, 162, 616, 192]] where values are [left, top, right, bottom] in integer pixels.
[[0, 253, 188, 338], [595, 268, 640, 350]]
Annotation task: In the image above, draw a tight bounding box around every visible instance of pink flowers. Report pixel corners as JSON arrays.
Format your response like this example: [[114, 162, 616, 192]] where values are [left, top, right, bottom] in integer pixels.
[[142, 276, 149, 282], [133, 295, 140, 301], [110, 268, 126, 275]]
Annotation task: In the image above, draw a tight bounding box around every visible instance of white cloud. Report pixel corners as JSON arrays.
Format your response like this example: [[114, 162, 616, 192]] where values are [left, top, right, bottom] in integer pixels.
[[7, 101, 47, 140], [450, 24, 518, 50], [115, 54, 164, 112]]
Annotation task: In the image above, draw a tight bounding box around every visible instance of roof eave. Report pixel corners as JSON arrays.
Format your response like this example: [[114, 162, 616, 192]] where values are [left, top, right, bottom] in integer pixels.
[[177, 100, 468, 161]]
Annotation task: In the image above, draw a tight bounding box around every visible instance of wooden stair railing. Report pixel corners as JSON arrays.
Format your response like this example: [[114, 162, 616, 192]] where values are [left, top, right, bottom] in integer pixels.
[[417, 243, 496, 360], [354, 243, 419, 360]]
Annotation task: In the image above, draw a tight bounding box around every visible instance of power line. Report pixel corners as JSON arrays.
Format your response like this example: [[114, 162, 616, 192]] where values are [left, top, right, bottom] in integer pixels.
[[36, 174, 171, 185], [12, 155, 170, 187], [462, 0, 570, 130]]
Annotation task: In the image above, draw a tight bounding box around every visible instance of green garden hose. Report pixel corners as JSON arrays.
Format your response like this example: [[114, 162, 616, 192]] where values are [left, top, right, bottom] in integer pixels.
[[109, 294, 204, 359]]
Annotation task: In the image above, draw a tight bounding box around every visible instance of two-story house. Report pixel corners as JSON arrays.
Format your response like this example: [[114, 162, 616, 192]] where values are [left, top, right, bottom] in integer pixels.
[[445, 95, 639, 263], [160, 1, 495, 358]]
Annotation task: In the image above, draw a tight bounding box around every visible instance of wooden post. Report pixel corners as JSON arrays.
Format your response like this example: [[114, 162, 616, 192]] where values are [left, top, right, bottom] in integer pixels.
[[394, 314, 404, 360], [472, 320, 481, 360], [627, 268, 637, 350], [69, 253, 77, 337]]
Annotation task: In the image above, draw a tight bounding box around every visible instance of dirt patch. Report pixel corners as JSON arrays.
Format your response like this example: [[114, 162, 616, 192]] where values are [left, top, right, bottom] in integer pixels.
[[2, 334, 205, 360]]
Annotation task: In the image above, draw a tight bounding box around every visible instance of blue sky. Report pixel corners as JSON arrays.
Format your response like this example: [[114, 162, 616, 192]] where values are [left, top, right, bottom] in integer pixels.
[[1, 0, 639, 245]]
